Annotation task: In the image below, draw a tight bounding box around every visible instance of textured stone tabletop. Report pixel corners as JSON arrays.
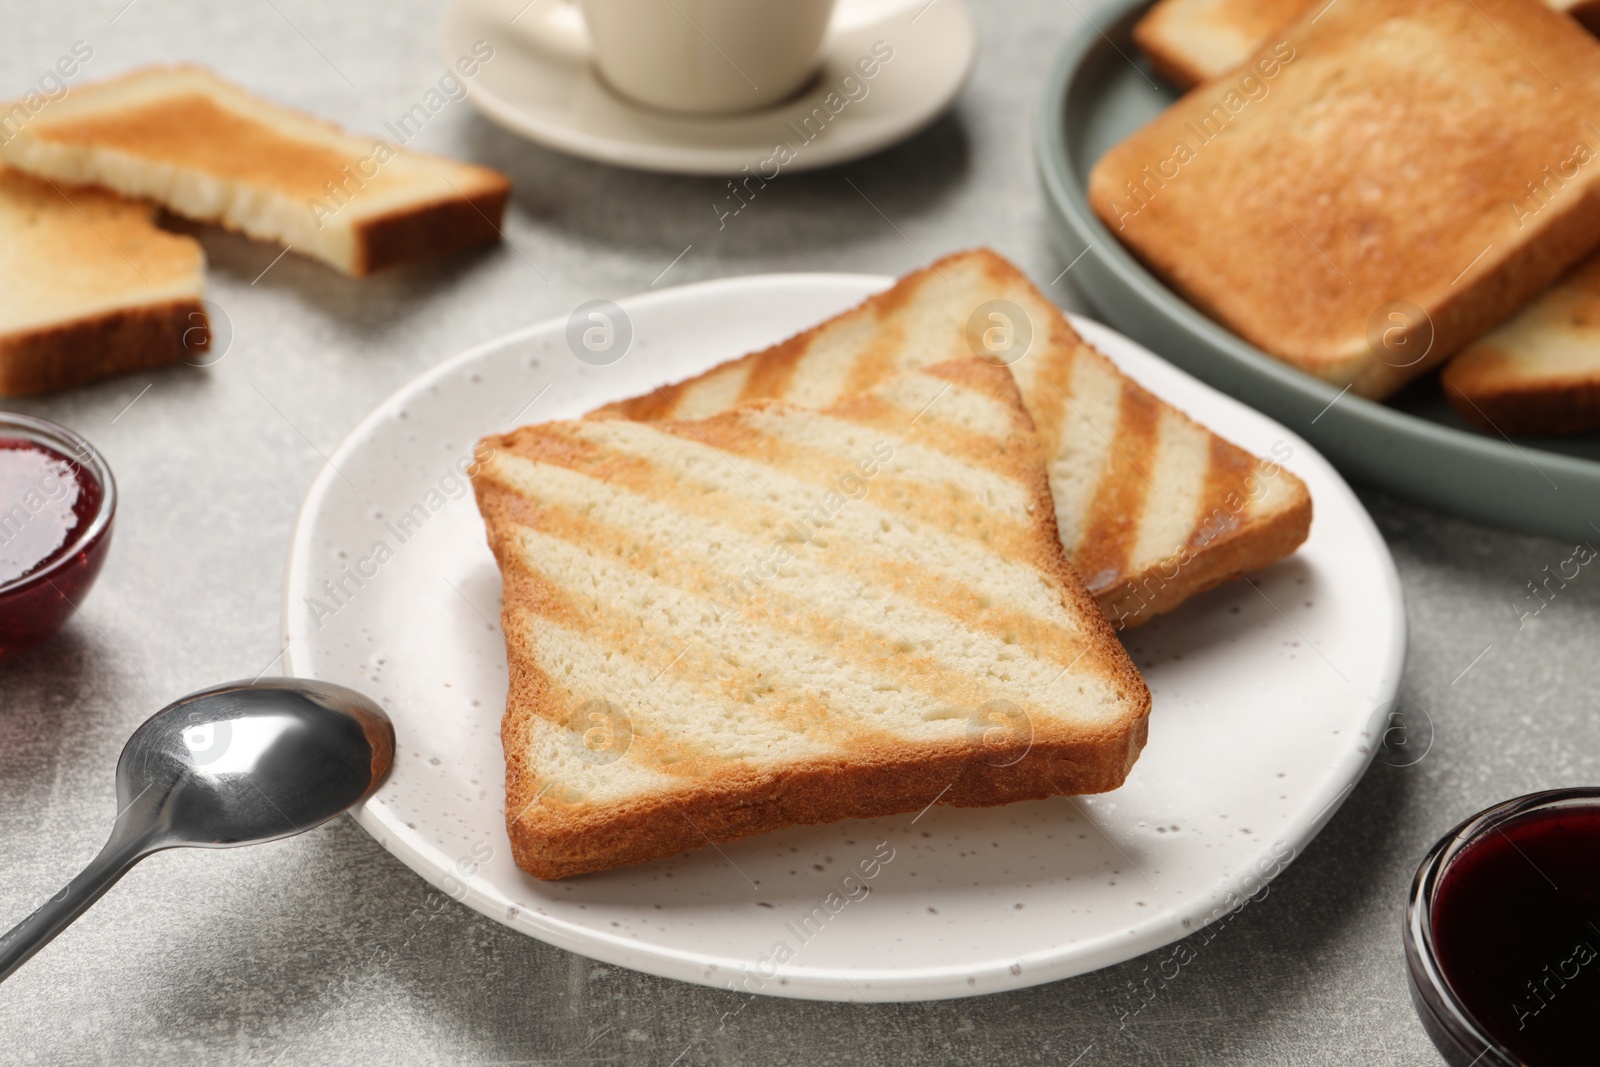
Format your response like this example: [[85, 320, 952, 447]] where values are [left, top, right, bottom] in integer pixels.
[[3, 1, 1596, 1064]]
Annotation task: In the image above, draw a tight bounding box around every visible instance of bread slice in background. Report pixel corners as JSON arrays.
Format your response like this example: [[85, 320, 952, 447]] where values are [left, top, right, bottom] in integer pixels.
[[1133, 0, 1600, 90], [1092, 0, 1600, 400], [0, 166, 205, 396], [594, 249, 1310, 630], [1133, 0, 1307, 88], [0, 65, 510, 277], [1443, 250, 1600, 434], [473, 358, 1151, 880]]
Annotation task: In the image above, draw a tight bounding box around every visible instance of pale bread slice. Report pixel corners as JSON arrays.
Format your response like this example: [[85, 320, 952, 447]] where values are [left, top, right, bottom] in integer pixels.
[[1092, 0, 1600, 400], [0, 65, 510, 276], [1443, 249, 1600, 434], [473, 358, 1151, 880], [0, 165, 205, 396], [593, 249, 1310, 630], [1133, 0, 1600, 90]]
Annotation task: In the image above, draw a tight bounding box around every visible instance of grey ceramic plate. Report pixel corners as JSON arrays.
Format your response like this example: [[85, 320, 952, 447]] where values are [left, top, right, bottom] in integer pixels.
[[1034, 0, 1600, 543]]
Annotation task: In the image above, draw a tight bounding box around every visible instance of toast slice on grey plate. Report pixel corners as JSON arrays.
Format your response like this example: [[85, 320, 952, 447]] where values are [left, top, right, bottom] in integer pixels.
[[1133, 0, 1307, 88], [1443, 250, 1600, 435], [593, 249, 1311, 630], [0, 65, 510, 276], [1092, 0, 1600, 400], [472, 357, 1151, 879], [0, 165, 206, 396], [1133, 0, 1600, 90]]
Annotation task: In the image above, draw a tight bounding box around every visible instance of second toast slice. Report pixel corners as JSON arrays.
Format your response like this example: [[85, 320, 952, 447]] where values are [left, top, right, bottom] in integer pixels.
[[1443, 249, 1600, 434], [0, 65, 510, 276], [1132, 0, 1600, 90], [595, 250, 1310, 629], [0, 165, 206, 395]]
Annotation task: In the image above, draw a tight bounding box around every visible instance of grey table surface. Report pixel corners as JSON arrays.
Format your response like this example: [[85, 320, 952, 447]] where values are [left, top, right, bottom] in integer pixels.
[[2, 1, 1595, 1064]]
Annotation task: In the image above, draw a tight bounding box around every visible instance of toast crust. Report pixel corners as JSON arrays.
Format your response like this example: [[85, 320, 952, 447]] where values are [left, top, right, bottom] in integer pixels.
[[1093, 0, 1600, 399], [1444, 376, 1600, 435], [351, 185, 510, 276], [0, 298, 203, 396], [476, 359, 1150, 880]]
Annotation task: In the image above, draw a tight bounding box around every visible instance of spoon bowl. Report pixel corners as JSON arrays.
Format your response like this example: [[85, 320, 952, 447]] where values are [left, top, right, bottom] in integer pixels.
[[0, 677, 394, 982], [121, 679, 394, 848]]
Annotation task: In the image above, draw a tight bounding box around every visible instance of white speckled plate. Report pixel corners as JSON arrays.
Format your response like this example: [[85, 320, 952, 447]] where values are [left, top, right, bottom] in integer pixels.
[[282, 274, 1405, 1002]]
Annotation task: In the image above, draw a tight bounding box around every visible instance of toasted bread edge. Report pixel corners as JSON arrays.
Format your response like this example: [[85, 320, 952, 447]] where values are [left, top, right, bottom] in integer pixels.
[[0, 297, 205, 396]]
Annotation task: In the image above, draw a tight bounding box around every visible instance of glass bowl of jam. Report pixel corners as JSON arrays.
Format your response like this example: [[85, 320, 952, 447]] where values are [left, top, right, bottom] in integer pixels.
[[1406, 787, 1600, 1066], [0, 412, 116, 656]]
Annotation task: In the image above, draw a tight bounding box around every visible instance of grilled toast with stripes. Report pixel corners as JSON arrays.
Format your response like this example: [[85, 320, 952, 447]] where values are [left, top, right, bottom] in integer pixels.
[[1132, 0, 1600, 90], [473, 358, 1151, 879], [1443, 250, 1600, 434], [1093, 0, 1600, 399], [0, 165, 206, 396], [594, 250, 1311, 629], [0, 65, 510, 276]]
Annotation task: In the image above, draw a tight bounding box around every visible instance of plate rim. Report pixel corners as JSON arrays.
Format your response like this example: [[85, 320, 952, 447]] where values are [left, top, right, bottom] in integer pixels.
[[438, 0, 977, 176], [1032, 0, 1600, 542], [282, 271, 1406, 1001]]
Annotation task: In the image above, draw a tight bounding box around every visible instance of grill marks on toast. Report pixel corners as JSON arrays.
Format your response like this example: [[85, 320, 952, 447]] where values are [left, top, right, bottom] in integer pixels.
[[502, 517, 1096, 779], [488, 411, 1100, 680], [1190, 438, 1256, 549], [475, 359, 1150, 877], [503, 550, 907, 762], [1072, 380, 1161, 592], [590, 250, 1310, 629]]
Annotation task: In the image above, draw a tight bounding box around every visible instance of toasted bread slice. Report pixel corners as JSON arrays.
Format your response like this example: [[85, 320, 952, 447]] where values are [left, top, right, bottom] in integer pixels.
[[1133, 0, 1600, 90], [1443, 250, 1600, 434], [1133, 0, 1307, 88], [594, 250, 1310, 630], [0, 65, 510, 276], [1093, 0, 1600, 400], [473, 358, 1151, 879], [0, 166, 205, 396]]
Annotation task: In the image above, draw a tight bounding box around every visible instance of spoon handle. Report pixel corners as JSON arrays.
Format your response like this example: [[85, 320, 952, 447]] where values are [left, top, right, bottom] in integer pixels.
[[0, 832, 153, 983]]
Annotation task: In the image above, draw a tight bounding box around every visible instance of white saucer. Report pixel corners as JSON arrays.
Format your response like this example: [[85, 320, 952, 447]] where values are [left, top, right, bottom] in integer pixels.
[[283, 272, 1405, 1002], [439, 0, 976, 174]]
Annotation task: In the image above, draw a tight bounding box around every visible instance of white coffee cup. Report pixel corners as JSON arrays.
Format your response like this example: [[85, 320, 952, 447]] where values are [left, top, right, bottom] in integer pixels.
[[514, 0, 838, 115]]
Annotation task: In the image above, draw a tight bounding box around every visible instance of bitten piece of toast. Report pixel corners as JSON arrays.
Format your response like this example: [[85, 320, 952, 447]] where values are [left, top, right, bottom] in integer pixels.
[[1093, 0, 1600, 399], [1133, 0, 1600, 90], [0, 166, 205, 396], [0, 65, 510, 276], [594, 250, 1311, 630], [1443, 250, 1600, 435], [473, 358, 1151, 879]]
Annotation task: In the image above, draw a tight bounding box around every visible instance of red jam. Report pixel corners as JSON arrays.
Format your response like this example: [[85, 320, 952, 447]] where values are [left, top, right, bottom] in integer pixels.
[[0, 436, 111, 654], [1430, 806, 1600, 1064]]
